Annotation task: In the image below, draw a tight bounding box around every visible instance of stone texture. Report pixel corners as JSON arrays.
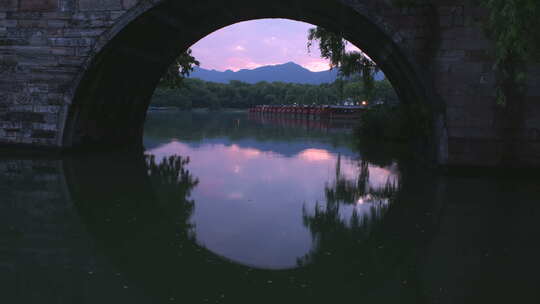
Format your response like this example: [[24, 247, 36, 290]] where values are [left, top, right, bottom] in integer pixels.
[[79, 0, 122, 11], [0, 0, 18, 12], [122, 0, 139, 10], [58, 0, 76, 12], [19, 0, 57, 11], [0, 0, 538, 167]]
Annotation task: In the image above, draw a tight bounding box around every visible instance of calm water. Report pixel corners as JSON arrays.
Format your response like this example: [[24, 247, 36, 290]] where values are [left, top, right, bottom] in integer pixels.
[[1, 110, 539, 303]]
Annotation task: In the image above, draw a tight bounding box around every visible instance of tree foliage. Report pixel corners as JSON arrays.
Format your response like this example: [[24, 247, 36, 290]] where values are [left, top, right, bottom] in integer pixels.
[[481, 0, 540, 105], [152, 78, 398, 109], [307, 27, 346, 68], [340, 52, 379, 100], [159, 49, 200, 88], [483, 0, 540, 64], [307, 27, 380, 99]]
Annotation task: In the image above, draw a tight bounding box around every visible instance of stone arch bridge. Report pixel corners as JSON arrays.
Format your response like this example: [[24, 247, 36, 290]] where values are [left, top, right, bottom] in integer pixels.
[[0, 0, 539, 167]]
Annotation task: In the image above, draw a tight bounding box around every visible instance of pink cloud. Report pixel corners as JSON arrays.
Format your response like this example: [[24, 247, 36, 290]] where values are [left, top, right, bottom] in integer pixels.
[[190, 19, 358, 72], [223, 57, 279, 71]]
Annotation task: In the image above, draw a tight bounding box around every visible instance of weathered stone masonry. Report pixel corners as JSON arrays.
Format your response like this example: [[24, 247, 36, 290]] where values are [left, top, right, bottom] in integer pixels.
[[0, 0, 538, 167], [0, 0, 139, 146]]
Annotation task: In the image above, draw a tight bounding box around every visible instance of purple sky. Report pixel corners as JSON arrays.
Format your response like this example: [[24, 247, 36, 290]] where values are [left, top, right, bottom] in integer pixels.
[[190, 19, 359, 72]]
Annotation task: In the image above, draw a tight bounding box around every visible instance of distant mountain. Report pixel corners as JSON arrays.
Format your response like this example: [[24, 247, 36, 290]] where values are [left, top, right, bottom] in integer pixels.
[[189, 62, 384, 85]]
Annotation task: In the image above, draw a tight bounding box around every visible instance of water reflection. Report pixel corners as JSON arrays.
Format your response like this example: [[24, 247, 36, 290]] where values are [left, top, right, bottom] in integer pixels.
[[146, 132, 398, 269], [303, 156, 399, 242], [0, 111, 539, 303], [62, 149, 412, 303], [145, 154, 199, 240], [298, 154, 400, 285], [247, 112, 357, 134]]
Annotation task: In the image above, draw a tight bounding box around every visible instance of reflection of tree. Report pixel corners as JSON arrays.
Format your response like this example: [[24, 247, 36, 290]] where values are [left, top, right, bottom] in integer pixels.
[[322, 154, 398, 208], [68, 152, 434, 303], [299, 156, 399, 267], [145, 154, 199, 240], [324, 154, 370, 204]]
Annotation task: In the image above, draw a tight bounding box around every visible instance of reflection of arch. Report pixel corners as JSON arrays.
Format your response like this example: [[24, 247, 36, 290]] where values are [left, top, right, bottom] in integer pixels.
[[63, 150, 441, 302], [61, 0, 439, 152]]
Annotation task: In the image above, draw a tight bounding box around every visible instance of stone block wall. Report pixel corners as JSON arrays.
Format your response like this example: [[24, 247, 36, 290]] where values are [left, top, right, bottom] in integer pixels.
[[0, 0, 538, 167], [432, 1, 540, 166], [0, 0, 139, 147]]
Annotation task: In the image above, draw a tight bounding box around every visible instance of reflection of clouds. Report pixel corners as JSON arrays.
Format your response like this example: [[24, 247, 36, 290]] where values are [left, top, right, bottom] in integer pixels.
[[148, 143, 398, 199], [230, 144, 261, 158], [227, 192, 244, 200], [299, 149, 333, 162], [147, 143, 343, 201], [147, 143, 397, 197], [147, 141, 351, 268], [147, 141, 398, 269]]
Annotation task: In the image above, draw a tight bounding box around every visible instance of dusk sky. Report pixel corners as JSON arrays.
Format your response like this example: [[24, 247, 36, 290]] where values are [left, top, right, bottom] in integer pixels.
[[190, 19, 359, 72]]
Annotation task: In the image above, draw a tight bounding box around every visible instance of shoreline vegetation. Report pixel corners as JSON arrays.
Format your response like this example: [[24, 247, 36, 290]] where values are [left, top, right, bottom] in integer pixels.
[[151, 77, 398, 110], [150, 77, 430, 142]]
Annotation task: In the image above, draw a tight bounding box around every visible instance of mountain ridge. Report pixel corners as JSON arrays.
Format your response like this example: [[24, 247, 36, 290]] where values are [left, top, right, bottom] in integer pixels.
[[189, 62, 384, 85]]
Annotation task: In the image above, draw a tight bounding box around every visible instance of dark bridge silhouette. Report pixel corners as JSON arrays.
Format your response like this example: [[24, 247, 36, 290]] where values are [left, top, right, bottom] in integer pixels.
[[0, 0, 539, 167]]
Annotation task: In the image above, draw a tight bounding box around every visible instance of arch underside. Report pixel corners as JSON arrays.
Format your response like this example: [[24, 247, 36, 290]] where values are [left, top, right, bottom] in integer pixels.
[[64, 0, 433, 149]]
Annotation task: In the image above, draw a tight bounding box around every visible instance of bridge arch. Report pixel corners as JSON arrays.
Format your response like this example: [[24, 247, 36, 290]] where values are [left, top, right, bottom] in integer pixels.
[[61, 0, 442, 156]]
